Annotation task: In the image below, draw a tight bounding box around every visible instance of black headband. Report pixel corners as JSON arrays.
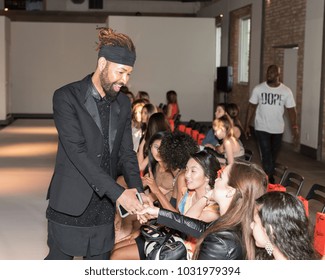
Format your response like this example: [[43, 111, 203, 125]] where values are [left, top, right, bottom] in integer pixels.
[[98, 45, 136, 67]]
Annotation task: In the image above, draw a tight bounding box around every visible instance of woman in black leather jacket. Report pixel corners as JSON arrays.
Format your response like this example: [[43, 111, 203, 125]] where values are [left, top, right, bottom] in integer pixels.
[[137, 162, 267, 260]]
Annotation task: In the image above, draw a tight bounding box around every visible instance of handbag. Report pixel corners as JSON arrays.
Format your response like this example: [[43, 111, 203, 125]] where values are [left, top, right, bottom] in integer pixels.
[[141, 224, 189, 260], [314, 212, 325, 256]]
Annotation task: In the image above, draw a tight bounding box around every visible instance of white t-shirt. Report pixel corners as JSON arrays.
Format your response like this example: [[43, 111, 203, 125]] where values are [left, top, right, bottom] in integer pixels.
[[249, 82, 296, 133]]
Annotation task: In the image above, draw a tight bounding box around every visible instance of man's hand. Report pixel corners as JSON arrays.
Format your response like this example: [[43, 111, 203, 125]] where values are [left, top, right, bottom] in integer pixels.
[[139, 192, 154, 208], [292, 126, 299, 144], [244, 126, 251, 139], [116, 189, 144, 215]]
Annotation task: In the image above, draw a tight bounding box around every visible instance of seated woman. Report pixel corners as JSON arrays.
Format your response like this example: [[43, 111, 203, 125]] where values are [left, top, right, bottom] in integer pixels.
[[137, 162, 267, 260], [251, 191, 316, 260], [213, 114, 245, 165], [226, 103, 244, 140], [140, 103, 158, 133], [137, 112, 170, 172], [131, 99, 146, 152]]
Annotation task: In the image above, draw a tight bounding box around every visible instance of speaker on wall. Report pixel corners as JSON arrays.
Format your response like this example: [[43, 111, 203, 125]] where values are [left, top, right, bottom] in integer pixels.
[[89, 0, 103, 9], [217, 66, 233, 93]]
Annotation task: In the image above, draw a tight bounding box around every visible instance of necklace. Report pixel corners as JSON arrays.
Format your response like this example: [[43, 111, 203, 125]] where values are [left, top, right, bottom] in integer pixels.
[[172, 169, 182, 187]]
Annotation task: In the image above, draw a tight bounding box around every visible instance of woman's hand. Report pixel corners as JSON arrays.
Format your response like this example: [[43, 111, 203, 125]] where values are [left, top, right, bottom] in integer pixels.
[[136, 206, 159, 224], [142, 168, 160, 194]]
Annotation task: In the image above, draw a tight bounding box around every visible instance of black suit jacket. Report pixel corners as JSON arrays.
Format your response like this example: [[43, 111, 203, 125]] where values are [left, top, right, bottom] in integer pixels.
[[47, 74, 143, 216]]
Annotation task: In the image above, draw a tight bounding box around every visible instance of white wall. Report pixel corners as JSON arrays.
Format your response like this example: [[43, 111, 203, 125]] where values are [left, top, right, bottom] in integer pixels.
[[301, 0, 324, 149], [10, 22, 101, 113], [108, 16, 216, 121], [9, 17, 215, 121], [46, 0, 200, 14], [0, 16, 10, 122]]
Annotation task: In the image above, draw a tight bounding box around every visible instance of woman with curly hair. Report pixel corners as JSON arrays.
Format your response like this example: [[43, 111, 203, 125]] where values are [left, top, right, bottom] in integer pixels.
[[252, 191, 316, 260]]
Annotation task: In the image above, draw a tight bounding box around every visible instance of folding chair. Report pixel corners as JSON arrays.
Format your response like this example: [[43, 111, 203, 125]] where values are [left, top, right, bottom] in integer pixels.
[[274, 162, 288, 184], [281, 171, 304, 196], [244, 149, 253, 162], [306, 183, 325, 213]]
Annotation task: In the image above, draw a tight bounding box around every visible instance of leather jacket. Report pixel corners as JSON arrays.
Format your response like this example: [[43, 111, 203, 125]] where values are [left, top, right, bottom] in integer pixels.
[[157, 209, 244, 260]]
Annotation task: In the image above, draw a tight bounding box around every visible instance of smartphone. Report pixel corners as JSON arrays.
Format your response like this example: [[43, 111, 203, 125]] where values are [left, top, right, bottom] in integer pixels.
[[117, 192, 143, 218]]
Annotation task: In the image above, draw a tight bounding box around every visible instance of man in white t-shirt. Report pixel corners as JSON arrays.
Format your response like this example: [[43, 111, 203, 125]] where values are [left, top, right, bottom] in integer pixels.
[[244, 65, 299, 183]]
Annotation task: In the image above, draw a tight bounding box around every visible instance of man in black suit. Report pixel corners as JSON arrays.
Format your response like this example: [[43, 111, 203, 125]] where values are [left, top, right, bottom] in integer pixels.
[[45, 28, 150, 260]]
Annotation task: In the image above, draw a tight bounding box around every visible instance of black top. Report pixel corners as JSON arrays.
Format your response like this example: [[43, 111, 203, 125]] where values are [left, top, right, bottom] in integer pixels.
[[46, 82, 114, 227], [157, 209, 244, 260]]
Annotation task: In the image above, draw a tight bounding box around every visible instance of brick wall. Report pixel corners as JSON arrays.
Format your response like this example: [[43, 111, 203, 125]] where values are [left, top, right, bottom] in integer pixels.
[[263, 0, 306, 138], [228, 5, 252, 129]]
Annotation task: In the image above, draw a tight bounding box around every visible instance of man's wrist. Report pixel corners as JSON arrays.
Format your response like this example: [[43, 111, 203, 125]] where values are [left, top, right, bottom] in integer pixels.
[[292, 124, 299, 129]]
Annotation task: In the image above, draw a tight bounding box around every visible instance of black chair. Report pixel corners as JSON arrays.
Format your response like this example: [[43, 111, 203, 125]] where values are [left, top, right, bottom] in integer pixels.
[[243, 149, 253, 162], [274, 162, 288, 184], [306, 183, 325, 213], [173, 114, 181, 129], [281, 171, 304, 196], [187, 119, 196, 128]]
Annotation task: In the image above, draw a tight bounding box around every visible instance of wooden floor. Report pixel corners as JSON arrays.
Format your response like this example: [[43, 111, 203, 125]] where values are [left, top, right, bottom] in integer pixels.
[[0, 119, 324, 260]]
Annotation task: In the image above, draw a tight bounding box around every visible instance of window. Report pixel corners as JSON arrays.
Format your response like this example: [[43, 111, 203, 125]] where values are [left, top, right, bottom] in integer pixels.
[[238, 17, 251, 83], [215, 25, 222, 69]]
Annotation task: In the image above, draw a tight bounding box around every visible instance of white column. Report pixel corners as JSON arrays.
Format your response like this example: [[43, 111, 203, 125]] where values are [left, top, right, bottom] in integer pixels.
[[0, 16, 11, 123]]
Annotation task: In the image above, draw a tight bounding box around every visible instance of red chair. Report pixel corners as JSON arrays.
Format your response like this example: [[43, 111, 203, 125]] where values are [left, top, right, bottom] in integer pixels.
[[185, 127, 192, 136], [191, 130, 199, 142], [178, 124, 186, 132], [197, 133, 205, 145]]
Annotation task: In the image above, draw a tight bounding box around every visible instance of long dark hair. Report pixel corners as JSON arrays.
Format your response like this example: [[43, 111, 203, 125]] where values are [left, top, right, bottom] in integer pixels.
[[143, 112, 171, 158], [255, 192, 316, 260], [190, 150, 221, 188], [145, 131, 169, 178], [194, 162, 267, 260]]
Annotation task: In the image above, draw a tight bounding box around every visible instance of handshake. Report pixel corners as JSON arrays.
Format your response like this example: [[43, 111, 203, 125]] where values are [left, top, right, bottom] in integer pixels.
[[116, 188, 159, 223]]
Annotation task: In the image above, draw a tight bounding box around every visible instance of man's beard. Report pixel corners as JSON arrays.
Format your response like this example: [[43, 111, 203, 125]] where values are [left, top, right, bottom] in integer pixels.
[[99, 67, 122, 98]]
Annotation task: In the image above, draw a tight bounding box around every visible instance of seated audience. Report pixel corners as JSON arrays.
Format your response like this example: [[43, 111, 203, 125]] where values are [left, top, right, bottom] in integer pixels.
[[126, 91, 135, 104], [136, 91, 150, 102], [213, 114, 245, 164], [202, 103, 226, 147], [131, 99, 146, 152], [111, 131, 199, 259], [138, 162, 267, 260], [252, 191, 316, 260], [140, 103, 158, 133], [226, 103, 244, 140]]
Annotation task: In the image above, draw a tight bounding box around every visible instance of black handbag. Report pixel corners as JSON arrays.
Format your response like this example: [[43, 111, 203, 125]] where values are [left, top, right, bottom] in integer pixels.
[[141, 224, 189, 260]]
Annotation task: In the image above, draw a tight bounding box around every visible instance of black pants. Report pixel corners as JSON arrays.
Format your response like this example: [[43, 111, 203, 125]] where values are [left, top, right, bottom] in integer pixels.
[[255, 130, 283, 183], [45, 227, 111, 260]]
